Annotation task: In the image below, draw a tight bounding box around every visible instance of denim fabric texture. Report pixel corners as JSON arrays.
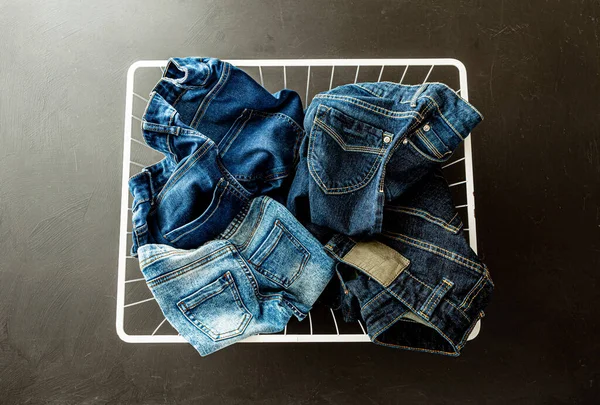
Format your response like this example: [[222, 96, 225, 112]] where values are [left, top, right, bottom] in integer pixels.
[[288, 82, 482, 238], [129, 57, 304, 255], [325, 171, 493, 356], [287, 81, 494, 355], [138, 196, 336, 356], [127, 58, 494, 357], [129, 135, 251, 255]]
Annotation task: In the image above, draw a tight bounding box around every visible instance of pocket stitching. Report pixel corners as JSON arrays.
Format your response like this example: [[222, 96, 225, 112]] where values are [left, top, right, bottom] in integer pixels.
[[266, 221, 310, 287], [218, 109, 253, 156], [416, 131, 443, 159], [314, 118, 384, 155], [178, 272, 252, 341], [153, 140, 214, 207], [147, 245, 232, 287], [249, 225, 284, 267], [231, 246, 286, 302], [307, 122, 384, 195], [427, 127, 452, 156], [406, 139, 451, 163], [162, 179, 228, 243], [410, 127, 453, 162], [219, 109, 301, 181], [250, 220, 310, 288], [181, 280, 229, 312]]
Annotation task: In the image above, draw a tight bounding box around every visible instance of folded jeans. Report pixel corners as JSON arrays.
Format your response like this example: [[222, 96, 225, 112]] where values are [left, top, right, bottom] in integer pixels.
[[288, 81, 483, 238], [323, 172, 494, 356], [138, 196, 336, 356], [143, 57, 305, 198]]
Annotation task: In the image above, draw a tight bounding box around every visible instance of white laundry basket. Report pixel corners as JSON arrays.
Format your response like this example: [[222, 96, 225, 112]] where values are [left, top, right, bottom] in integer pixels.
[[116, 58, 481, 344]]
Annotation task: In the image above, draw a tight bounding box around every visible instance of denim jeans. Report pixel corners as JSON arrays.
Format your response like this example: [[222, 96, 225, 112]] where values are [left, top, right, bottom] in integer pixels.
[[287, 82, 482, 238], [144, 57, 304, 197], [129, 134, 250, 255], [325, 171, 494, 356], [129, 57, 305, 255], [138, 196, 336, 356], [287, 81, 493, 355]]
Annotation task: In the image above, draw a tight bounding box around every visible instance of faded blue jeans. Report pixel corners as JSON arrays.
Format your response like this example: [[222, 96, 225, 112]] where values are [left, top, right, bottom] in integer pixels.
[[138, 196, 336, 356]]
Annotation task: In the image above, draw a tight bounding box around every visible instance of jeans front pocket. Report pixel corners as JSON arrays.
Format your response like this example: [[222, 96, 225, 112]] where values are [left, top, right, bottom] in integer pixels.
[[177, 271, 252, 342], [248, 219, 310, 288], [407, 124, 453, 163], [307, 104, 387, 195]]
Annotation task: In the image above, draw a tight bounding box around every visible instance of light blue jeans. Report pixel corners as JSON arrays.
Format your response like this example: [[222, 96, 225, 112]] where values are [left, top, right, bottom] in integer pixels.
[[138, 196, 336, 356]]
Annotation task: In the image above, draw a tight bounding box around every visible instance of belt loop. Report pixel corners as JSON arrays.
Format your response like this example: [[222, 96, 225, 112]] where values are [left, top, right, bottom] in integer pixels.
[[410, 83, 429, 108], [418, 277, 454, 319]]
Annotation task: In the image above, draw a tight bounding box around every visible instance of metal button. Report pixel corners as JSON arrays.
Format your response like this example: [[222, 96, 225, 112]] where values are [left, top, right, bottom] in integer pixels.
[[402, 138, 408, 145], [423, 124, 431, 132], [383, 135, 392, 144]]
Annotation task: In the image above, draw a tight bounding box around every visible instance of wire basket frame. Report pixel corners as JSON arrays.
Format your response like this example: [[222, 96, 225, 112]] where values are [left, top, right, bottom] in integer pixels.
[[117, 58, 481, 344]]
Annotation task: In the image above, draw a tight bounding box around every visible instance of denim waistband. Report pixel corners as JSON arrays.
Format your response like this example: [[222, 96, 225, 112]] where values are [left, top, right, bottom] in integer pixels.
[[313, 82, 482, 153], [365, 269, 489, 355], [151, 57, 219, 116], [148, 57, 305, 139]]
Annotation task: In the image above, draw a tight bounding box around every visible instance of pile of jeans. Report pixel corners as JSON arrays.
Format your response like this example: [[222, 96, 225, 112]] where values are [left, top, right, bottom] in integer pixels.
[[129, 57, 494, 356]]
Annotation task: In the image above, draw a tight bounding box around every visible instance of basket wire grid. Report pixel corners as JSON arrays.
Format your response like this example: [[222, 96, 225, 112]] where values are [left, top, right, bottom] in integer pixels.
[[117, 58, 481, 344]]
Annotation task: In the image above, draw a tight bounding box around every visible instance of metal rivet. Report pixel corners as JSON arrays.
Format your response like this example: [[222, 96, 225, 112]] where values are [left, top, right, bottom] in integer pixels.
[[423, 124, 431, 132], [383, 135, 392, 144], [402, 138, 408, 145]]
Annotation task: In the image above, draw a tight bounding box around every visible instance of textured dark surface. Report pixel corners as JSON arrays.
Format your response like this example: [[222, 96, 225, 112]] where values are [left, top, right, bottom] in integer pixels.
[[1, 0, 599, 404]]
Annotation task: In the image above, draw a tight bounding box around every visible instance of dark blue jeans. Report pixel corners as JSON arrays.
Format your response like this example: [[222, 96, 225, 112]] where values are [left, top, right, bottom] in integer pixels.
[[129, 58, 305, 254], [145, 57, 304, 197], [288, 82, 482, 238], [129, 133, 251, 255], [288, 82, 493, 355], [326, 171, 493, 356]]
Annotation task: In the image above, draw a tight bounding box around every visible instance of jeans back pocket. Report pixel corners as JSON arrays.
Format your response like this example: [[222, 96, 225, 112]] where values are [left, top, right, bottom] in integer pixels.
[[218, 109, 303, 195], [162, 178, 247, 247], [177, 271, 252, 342], [248, 219, 310, 288], [307, 104, 388, 194]]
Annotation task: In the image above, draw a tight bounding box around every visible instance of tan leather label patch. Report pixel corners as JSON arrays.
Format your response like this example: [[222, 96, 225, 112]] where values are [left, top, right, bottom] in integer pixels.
[[342, 241, 410, 287]]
